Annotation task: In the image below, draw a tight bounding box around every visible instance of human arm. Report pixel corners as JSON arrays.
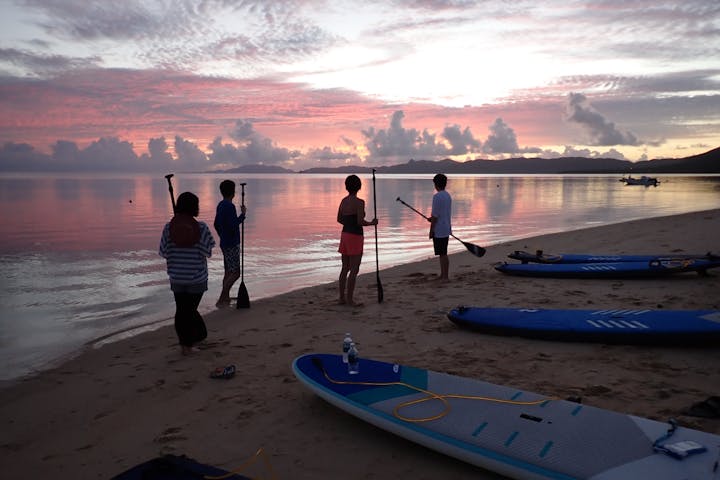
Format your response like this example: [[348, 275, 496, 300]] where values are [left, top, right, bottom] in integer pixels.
[[356, 199, 378, 227], [159, 223, 170, 258], [197, 223, 216, 258], [429, 194, 438, 238], [429, 215, 437, 238]]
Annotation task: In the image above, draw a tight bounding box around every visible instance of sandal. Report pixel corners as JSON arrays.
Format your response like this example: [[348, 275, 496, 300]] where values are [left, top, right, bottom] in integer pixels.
[[210, 364, 236, 379]]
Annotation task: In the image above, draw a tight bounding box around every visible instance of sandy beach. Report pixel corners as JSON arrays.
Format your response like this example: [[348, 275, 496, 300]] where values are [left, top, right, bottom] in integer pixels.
[[2, 209, 719, 479]]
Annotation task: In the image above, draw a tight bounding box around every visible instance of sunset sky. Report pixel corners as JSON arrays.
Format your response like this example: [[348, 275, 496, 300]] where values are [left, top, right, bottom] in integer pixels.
[[1, 0, 718, 171]]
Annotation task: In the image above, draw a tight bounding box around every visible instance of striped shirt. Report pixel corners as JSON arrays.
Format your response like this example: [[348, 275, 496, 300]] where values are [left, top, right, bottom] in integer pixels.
[[159, 221, 215, 285]]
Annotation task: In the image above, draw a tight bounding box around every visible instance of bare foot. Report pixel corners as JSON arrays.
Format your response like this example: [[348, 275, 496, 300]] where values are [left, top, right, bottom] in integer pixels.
[[215, 298, 231, 308], [181, 346, 199, 356], [338, 298, 347, 305], [347, 300, 364, 307]]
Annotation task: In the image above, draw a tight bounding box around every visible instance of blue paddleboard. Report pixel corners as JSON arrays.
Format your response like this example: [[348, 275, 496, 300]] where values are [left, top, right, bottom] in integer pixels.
[[494, 257, 720, 278], [447, 307, 720, 345], [293, 353, 720, 480], [508, 250, 718, 264]]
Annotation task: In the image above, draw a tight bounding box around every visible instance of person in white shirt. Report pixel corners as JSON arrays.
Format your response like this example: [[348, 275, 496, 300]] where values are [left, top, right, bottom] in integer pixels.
[[429, 173, 452, 281]]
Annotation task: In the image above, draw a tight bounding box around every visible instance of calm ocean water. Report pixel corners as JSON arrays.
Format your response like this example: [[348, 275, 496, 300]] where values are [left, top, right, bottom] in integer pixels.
[[1, 172, 718, 382]]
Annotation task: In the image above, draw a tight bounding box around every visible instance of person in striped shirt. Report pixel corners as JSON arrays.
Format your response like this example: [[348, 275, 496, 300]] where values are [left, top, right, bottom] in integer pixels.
[[159, 192, 216, 355]]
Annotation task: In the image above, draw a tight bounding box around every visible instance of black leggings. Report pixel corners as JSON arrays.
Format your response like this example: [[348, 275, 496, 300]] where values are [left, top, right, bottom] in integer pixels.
[[173, 291, 208, 347]]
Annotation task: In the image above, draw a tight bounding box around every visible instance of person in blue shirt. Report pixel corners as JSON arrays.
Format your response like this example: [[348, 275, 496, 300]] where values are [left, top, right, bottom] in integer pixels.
[[159, 191, 216, 355], [213, 180, 247, 307]]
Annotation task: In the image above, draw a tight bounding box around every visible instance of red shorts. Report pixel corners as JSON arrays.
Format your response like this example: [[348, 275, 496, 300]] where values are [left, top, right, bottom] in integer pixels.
[[338, 232, 364, 255]]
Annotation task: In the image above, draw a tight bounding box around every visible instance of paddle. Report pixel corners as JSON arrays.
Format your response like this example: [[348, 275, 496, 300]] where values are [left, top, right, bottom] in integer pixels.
[[396, 196, 486, 258], [372, 169, 383, 303], [236, 182, 250, 309], [164, 173, 176, 213]]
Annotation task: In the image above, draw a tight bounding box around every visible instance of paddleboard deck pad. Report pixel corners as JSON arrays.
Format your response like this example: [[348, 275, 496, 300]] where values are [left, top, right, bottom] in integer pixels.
[[508, 250, 718, 264], [447, 307, 720, 345], [494, 257, 720, 278], [293, 353, 720, 479]]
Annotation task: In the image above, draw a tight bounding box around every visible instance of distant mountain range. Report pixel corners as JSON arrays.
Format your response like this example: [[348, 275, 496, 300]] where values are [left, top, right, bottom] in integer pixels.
[[220, 164, 295, 174], [295, 146, 720, 174]]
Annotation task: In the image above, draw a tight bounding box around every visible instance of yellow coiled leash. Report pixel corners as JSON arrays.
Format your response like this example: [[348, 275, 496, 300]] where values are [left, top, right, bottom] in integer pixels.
[[313, 357, 555, 423]]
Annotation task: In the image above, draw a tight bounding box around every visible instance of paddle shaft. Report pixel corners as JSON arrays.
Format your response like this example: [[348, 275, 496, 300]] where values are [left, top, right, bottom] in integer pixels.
[[236, 182, 250, 308], [396, 196, 486, 258], [396, 197, 429, 221], [240, 183, 245, 282], [372, 169, 383, 303]]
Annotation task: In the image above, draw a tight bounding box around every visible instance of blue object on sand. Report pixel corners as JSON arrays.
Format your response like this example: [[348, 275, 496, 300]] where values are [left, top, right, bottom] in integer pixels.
[[507, 250, 719, 264], [447, 307, 720, 345], [494, 257, 720, 278], [293, 353, 720, 479]]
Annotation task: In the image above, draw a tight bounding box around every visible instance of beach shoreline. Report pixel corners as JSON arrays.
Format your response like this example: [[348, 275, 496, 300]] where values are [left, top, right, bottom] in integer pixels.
[[1, 209, 719, 479]]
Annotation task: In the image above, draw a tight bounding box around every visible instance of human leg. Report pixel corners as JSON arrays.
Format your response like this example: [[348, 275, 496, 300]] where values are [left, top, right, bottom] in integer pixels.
[[174, 291, 196, 352], [187, 291, 207, 345], [433, 237, 450, 280], [217, 246, 240, 306], [338, 232, 364, 304], [338, 254, 350, 304], [346, 254, 363, 305], [217, 270, 240, 306], [439, 254, 449, 280], [173, 283, 207, 354]]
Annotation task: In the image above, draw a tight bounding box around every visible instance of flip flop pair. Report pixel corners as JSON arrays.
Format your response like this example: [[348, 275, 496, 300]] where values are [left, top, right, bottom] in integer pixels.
[[210, 364, 236, 379]]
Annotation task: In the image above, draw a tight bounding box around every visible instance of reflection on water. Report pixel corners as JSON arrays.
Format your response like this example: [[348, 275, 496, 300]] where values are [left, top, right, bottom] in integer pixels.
[[0, 172, 718, 381]]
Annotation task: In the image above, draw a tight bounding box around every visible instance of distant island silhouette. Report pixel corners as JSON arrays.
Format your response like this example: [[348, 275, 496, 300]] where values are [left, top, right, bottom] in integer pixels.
[[216, 146, 720, 175]]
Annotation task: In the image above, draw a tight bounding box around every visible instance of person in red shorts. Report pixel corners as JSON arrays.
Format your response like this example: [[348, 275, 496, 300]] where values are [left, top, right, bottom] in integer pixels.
[[337, 174, 378, 306]]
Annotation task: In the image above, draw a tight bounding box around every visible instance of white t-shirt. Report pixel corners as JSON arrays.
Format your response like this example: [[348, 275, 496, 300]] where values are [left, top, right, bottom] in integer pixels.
[[431, 190, 452, 238]]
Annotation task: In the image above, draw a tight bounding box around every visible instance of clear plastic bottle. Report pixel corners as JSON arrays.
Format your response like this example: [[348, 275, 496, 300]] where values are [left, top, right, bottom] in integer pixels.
[[342, 333, 353, 363], [347, 342, 359, 374]]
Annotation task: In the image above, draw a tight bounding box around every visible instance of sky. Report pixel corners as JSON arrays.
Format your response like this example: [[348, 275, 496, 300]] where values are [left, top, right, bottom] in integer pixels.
[[0, 0, 719, 172]]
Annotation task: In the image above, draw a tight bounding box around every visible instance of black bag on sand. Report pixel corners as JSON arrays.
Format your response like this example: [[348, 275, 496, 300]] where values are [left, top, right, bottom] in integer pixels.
[[111, 454, 250, 479]]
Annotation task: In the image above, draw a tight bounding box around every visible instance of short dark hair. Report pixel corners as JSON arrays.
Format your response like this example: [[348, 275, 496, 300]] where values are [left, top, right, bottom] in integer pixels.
[[219, 179, 235, 197], [176, 192, 199, 216], [345, 174, 362, 193], [433, 173, 447, 190]]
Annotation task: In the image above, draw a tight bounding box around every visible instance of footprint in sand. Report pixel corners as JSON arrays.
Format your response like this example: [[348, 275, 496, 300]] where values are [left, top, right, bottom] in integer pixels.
[[154, 427, 187, 443]]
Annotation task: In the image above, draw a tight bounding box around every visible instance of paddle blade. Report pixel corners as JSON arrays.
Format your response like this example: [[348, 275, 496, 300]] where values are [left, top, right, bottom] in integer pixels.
[[463, 241, 486, 258], [236, 281, 250, 309]]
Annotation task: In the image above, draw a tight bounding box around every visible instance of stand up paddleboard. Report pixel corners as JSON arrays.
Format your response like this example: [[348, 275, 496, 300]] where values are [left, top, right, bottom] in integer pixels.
[[293, 353, 720, 480], [447, 307, 720, 345], [494, 257, 720, 278], [508, 250, 719, 264]]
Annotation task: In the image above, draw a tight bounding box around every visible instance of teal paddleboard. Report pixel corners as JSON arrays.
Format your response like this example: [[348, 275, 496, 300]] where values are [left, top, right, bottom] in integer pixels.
[[293, 353, 720, 479]]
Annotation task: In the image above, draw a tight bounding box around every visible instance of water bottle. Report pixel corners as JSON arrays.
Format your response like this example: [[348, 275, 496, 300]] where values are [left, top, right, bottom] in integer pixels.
[[342, 333, 352, 363], [347, 342, 359, 374]]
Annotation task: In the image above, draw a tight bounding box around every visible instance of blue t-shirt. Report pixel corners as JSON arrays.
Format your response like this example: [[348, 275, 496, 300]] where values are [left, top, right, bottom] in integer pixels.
[[213, 199, 246, 249]]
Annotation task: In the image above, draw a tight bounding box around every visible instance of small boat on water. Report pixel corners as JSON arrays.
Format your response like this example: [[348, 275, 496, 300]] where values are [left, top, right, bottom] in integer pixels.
[[620, 175, 659, 186]]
